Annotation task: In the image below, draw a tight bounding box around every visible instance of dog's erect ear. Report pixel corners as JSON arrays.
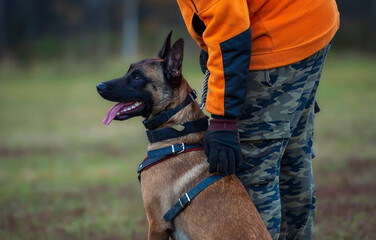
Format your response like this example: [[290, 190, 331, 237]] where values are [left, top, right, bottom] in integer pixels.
[[164, 38, 184, 85], [158, 30, 173, 59]]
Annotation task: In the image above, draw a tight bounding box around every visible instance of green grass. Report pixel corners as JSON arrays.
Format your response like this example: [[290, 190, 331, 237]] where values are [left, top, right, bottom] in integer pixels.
[[0, 52, 375, 239], [314, 53, 376, 161], [0, 57, 152, 239]]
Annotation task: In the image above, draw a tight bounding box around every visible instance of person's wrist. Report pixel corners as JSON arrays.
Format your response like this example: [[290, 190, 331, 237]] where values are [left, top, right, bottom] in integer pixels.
[[208, 117, 238, 131]]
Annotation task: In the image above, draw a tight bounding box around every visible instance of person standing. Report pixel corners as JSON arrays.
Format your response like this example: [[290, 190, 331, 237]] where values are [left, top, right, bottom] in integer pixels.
[[176, 0, 339, 239]]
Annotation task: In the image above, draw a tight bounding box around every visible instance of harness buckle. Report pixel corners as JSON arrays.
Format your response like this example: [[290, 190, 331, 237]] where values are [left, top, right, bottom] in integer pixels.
[[171, 143, 185, 155], [177, 143, 185, 154], [179, 193, 191, 208]]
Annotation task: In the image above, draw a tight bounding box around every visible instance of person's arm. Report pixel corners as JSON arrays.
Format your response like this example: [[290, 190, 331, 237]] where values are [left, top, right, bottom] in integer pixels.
[[178, 0, 251, 174], [194, 0, 251, 118]]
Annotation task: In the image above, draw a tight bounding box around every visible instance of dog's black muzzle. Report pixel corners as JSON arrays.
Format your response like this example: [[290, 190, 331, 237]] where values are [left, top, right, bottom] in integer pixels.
[[96, 82, 107, 95], [96, 82, 116, 101]]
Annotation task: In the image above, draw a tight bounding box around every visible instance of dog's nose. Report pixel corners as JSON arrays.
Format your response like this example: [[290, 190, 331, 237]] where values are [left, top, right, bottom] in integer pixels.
[[96, 83, 107, 94]]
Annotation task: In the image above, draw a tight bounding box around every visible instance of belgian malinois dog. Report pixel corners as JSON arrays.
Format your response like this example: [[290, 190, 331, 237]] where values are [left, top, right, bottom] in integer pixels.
[[97, 32, 271, 240]]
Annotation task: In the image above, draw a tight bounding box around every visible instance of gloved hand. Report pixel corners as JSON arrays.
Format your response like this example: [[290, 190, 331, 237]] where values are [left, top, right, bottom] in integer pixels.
[[203, 118, 242, 174]]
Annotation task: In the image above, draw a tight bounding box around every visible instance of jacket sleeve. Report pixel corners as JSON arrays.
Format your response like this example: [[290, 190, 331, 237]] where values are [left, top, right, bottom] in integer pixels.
[[178, 0, 251, 118]]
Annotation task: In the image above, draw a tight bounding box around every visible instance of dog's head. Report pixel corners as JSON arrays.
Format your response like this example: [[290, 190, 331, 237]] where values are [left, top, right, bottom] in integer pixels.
[[97, 31, 185, 125]]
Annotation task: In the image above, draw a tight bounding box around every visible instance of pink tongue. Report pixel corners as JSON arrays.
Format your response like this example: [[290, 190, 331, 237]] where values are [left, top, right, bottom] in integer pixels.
[[103, 102, 130, 125]]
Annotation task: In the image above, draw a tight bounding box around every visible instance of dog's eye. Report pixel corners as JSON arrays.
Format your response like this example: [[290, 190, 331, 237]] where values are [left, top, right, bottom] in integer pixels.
[[134, 76, 141, 81]]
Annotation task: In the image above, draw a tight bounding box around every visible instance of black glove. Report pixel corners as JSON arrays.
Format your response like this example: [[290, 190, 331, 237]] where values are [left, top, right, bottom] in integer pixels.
[[203, 118, 242, 174]]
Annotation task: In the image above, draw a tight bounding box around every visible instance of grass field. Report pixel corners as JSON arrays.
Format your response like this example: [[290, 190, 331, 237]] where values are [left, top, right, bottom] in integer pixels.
[[0, 52, 375, 240]]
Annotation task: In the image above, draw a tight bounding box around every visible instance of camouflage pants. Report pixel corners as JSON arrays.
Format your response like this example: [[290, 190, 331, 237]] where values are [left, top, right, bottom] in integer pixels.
[[236, 44, 331, 240]]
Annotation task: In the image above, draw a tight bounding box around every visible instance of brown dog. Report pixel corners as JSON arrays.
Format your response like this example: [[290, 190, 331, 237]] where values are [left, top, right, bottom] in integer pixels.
[[97, 32, 271, 240]]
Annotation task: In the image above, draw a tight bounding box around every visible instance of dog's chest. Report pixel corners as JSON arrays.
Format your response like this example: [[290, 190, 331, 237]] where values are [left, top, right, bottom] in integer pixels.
[[171, 225, 190, 240]]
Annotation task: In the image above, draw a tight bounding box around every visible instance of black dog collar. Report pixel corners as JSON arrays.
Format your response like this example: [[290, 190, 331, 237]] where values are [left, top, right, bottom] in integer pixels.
[[146, 117, 208, 143], [142, 90, 197, 130]]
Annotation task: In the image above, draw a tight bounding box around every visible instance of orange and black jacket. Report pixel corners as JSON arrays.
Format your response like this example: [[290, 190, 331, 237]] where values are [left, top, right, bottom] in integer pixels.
[[177, 0, 340, 118]]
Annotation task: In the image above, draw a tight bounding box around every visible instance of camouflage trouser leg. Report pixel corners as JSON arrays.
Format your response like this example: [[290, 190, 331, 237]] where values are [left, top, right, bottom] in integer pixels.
[[236, 44, 331, 240]]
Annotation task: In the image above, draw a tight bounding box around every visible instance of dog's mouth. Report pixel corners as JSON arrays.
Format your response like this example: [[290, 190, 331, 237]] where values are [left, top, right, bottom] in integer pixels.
[[103, 100, 145, 125]]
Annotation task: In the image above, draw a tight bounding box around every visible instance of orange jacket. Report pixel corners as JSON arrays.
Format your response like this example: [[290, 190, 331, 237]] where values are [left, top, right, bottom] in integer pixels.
[[177, 0, 340, 118]]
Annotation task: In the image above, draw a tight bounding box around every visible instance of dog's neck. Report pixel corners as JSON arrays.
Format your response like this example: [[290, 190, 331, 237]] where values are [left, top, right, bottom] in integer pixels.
[[147, 79, 207, 151]]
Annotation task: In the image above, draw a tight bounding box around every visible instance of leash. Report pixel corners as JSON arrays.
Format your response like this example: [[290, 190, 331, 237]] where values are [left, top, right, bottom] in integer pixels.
[[199, 70, 210, 109], [143, 90, 197, 130], [146, 117, 208, 143], [163, 174, 225, 222]]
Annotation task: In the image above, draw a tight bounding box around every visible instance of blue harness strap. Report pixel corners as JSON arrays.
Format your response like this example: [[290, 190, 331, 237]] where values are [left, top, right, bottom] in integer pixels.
[[163, 175, 225, 222], [147, 143, 203, 159], [137, 143, 204, 174]]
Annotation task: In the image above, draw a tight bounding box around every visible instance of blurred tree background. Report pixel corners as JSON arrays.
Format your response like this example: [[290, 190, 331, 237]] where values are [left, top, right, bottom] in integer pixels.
[[1, 0, 376, 240], [0, 0, 197, 62], [0, 0, 375, 62]]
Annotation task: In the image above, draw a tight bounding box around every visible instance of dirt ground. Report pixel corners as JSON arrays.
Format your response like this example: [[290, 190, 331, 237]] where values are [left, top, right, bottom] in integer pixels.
[[313, 158, 376, 239]]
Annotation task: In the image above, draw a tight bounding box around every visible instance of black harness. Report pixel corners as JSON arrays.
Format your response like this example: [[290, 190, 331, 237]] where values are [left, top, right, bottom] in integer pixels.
[[146, 118, 208, 143], [138, 91, 224, 222]]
